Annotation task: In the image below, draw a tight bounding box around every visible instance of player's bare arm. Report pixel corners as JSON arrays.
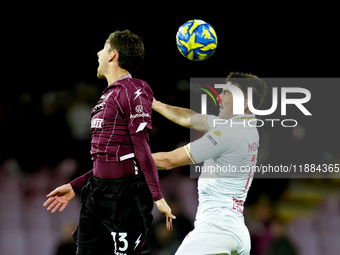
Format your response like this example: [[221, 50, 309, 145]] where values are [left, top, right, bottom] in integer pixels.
[[152, 98, 208, 132], [152, 146, 191, 170], [43, 183, 75, 213]]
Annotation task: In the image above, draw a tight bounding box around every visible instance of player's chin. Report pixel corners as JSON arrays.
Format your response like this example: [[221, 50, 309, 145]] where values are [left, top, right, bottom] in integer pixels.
[[97, 71, 105, 79], [218, 112, 226, 119]]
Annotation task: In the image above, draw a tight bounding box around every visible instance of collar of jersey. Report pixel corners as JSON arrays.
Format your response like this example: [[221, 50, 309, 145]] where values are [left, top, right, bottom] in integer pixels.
[[118, 73, 132, 80], [229, 114, 256, 123], [107, 74, 132, 89], [231, 114, 255, 120]]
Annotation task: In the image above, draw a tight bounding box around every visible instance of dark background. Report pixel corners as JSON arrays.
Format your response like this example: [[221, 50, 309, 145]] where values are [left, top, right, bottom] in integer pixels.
[[3, 3, 339, 192], [1, 4, 340, 255]]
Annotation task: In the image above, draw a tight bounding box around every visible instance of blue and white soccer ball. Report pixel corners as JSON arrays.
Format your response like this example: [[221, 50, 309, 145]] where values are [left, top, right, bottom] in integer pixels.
[[176, 19, 217, 61]]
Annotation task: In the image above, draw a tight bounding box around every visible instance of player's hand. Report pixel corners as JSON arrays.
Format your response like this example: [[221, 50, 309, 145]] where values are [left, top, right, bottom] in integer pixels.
[[43, 183, 75, 213], [155, 198, 176, 231]]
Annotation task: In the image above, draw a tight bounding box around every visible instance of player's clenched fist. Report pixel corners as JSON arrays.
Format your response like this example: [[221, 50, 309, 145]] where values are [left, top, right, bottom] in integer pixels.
[[43, 183, 75, 213]]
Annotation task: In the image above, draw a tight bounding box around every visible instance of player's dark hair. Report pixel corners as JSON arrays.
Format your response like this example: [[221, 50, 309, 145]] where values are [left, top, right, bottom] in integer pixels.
[[106, 30, 145, 73], [226, 72, 267, 109]]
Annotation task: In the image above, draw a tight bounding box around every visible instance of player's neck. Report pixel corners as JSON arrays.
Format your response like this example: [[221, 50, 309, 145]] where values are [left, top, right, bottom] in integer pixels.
[[244, 108, 253, 114], [106, 68, 130, 86]]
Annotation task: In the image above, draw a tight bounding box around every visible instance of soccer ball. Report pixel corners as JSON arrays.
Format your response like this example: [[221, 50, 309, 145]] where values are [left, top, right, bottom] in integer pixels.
[[176, 19, 217, 61]]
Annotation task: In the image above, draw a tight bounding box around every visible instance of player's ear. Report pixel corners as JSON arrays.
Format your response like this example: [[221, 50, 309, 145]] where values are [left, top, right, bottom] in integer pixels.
[[244, 99, 249, 111], [108, 49, 117, 62]]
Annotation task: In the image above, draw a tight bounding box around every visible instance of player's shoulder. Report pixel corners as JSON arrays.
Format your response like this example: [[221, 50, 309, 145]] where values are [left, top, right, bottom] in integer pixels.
[[205, 114, 221, 131], [119, 77, 151, 90], [116, 78, 153, 99], [205, 115, 234, 134], [207, 115, 254, 141]]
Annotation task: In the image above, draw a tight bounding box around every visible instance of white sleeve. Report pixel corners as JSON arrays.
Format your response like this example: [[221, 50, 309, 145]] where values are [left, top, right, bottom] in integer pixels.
[[204, 115, 215, 131], [184, 126, 238, 164], [204, 115, 228, 131]]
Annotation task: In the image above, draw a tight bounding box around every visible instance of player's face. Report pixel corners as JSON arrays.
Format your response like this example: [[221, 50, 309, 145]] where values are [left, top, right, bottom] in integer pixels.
[[218, 82, 234, 119], [97, 43, 111, 79]]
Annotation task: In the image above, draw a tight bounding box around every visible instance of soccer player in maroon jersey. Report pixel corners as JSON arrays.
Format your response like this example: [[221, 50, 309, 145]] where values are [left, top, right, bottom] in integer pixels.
[[43, 30, 175, 255]]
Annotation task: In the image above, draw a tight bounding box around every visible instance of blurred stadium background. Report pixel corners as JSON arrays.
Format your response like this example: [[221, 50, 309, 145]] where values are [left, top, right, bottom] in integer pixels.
[[1, 4, 340, 255]]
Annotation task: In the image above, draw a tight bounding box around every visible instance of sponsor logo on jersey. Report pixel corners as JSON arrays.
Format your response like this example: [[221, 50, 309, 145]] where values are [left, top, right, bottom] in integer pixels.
[[214, 130, 222, 138], [130, 113, 150, 119], [134, 89, 142, 100], [130, 105, 149, 119], [100, 91, 113, 102], [135, 105, 143, 113], [205, 134, 217, 145], [91, 118, 103, 128], [248, 141, 259, 153], [92, 101, 106, 114], [232, 196, 244, 214]]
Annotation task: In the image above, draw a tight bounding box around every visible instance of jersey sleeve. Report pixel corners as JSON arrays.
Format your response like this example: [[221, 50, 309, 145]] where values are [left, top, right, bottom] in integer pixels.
[[204, 115, 225, 131], [114, 81, 163, 201], [116, 83, 153, 135], [69, 169, 93, 194], [131, 129, 163, 201], [184, 125, 238, 164]]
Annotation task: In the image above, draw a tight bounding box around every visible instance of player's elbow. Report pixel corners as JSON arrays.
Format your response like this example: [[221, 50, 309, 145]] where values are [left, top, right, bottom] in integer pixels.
[[182, 118, 191, 129], [159, 156, 176, 170], [165, 151, 185, 169], [172, 116, 190, 129], [165, 160, 177, 170], [154, 152, 178, 170]]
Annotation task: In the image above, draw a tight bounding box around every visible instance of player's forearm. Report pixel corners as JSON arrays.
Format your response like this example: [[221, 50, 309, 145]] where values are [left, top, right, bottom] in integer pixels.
[[139, 153, 164, 201], [153, 99, 193, 128], [152, 152, 175, 170], [152, 147, 191, 170], [131, 130, 163, 201], [69, 169, 93, 194]]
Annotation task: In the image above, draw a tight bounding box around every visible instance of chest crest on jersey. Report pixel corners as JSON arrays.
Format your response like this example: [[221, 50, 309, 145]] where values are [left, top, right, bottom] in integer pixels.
[[214, 130, 222, 138], [100, 91, 113, 102], [92, 91, 114, 116], [91, 101, 107, 115]]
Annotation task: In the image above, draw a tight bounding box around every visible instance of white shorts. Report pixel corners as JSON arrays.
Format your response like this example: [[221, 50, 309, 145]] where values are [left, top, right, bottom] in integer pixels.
[[175, 209, 250, 255]]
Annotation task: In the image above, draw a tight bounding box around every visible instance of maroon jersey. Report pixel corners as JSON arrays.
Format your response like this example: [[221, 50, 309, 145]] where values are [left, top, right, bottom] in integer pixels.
[[90, 74, 152, 161], [70, 74, 163, 201]]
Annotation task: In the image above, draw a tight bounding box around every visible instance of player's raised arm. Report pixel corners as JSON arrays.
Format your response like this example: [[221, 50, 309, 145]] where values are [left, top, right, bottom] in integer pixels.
[[152, 98, 208, 132]]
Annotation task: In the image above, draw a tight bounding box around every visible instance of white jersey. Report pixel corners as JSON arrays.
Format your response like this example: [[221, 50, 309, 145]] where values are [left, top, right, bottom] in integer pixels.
[[184, 114, 259, 221]]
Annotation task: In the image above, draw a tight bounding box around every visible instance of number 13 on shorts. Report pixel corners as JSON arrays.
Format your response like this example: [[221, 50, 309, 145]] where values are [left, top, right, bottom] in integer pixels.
[[111, 232, 128, 252], [111, 231, 143, 253]]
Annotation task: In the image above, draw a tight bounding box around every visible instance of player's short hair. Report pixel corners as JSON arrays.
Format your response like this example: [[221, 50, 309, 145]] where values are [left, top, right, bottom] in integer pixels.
[[226, 72, 267, 109], [106, 30, 145, 73]]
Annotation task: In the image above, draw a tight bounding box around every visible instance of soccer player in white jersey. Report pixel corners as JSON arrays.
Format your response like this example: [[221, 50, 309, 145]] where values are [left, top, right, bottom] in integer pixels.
[[152, 72, 267, 255]]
